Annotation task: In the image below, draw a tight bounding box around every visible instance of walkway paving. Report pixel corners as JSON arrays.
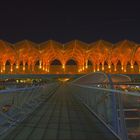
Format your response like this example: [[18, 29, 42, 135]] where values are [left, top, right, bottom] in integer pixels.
[[1, 84, 119, 140]]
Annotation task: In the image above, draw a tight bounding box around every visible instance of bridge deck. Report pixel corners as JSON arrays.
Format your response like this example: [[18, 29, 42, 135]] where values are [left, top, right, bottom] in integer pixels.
[[2, 85, 118, 140]]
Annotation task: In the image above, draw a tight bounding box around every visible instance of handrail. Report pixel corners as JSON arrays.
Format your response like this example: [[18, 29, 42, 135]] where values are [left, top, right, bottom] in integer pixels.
[[76, 82, 140, 85], [71, 83, 140, 97], [0, 83, 58, 94], [0, 82, 59, 136], [70, 82, 132, 140]]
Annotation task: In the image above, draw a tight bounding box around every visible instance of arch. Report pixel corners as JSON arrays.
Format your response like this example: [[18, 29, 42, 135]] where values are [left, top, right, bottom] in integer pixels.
[[66, 59, 77, 65], [103, 61, 108, 72], [5, 60, 11, 65], [116, 60, 121, 73], [5, 60, 11, 73], [87, 60, 93, 65], [50, 59, 62, 65], [19, 61, 24, 72], [127, 61, 131, 65], [86, 60, 93, 73], [104, 61, 108, 65], [35, 60, 40, 65], [49, 59, 62, 74], [20, 61, 23, 66], [25, 62, 28, 66], [134, 61, 138, 65], [134, 61, 139, 72], [117, 60, 121, 65], [126, 61, 131, 73], [65, 59, 78, 74]]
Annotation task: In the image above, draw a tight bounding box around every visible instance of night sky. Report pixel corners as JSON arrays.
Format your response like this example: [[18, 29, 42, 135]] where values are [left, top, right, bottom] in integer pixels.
[[0, 0, 140, 43]]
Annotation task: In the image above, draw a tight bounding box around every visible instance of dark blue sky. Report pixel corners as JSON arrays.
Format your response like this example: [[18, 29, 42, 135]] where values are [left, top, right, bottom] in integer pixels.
[[0, 0, 140, 43]]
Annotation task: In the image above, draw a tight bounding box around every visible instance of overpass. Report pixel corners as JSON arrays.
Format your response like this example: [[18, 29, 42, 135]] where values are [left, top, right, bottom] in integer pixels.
[[0, 72, 139, 140]]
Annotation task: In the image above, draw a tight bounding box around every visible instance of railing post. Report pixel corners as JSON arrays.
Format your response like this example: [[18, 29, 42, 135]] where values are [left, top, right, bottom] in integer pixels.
[[107, 74, 119, 134], [117, 91, 128, 140], [107, 74, 128, 140]]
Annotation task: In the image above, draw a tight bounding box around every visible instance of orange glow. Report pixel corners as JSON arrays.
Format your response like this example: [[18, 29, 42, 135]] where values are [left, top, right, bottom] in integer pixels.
[[39, 64, 42, 69], [3, 65, 5, 71], [114, 67, 117, 71], [62, 64, 65, 69], [0, 39, 140, 74], [131, 65, 134, 69], [23, 66, 25, 71], [16, 65, 19, 69], [102, 65, 104, 71], [39, 61, 42, 69], [58, 78, 70, 82], [78, 69, 81, 73], [10, 68, 13, 72]]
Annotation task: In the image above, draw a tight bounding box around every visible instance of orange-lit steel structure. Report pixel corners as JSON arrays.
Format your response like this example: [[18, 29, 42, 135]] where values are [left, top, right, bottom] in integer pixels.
[[0, 39, 140, 74]]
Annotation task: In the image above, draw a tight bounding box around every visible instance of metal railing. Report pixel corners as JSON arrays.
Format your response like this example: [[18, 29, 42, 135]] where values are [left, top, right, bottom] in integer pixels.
[[0, 82, 59, 135], [69, 83, 140, 140]]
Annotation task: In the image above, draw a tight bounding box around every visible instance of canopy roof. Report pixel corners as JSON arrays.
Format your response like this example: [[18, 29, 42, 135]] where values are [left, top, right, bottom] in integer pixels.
[[0, 39, 139, 65]]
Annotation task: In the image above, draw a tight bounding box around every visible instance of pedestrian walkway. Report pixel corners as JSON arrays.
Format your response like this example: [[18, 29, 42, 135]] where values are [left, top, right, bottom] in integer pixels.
[[1, 84, 119, 140]]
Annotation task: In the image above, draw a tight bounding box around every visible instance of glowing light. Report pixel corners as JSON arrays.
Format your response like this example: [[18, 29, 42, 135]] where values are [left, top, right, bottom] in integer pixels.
[[131, 65, 134, 69], [16, 64, 19, 69], [83, 66, 85, 70], [3, 65, 5, 71], [62, 64, 65, 69], [78, 69, 81, 72], [0, 39, 139, 74], [102, 66, 104, 71], [10, 68, 13, 72], [58, 78, 69, 82], [39, 65, 42, 69], [23, 66, 25, 71]]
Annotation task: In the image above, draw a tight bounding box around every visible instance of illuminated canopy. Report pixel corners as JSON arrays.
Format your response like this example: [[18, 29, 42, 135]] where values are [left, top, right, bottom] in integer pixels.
[[0, 39, 140, 74]]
